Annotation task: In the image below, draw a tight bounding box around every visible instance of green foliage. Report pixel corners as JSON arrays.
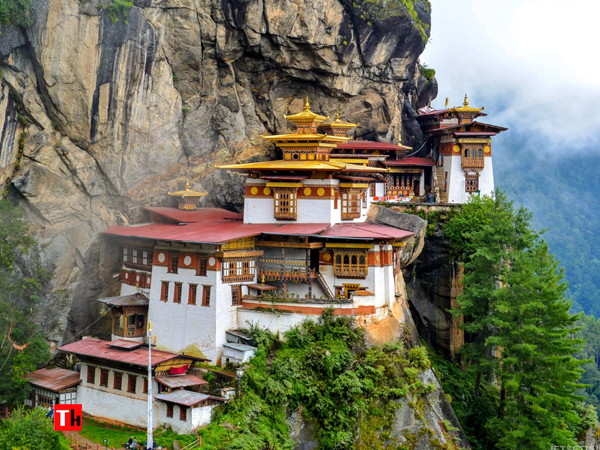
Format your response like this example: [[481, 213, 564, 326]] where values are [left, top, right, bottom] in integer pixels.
[[0, 0, 31, 32], [97, 0, 133, 24], [441, 190, 590, 449], [0, 407, 69, 450], [420, 64, 435, 81], [198, 311, 435, 449], [0, 200, 52, 405]]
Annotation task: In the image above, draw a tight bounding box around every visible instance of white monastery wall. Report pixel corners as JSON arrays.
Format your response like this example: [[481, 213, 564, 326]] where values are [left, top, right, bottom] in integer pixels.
[[238, 309, 319, 337], [444, 155, 465, 204], [479, 158, 495, 197], [214, 280, 253, 364], [156, 404, 214, 434]]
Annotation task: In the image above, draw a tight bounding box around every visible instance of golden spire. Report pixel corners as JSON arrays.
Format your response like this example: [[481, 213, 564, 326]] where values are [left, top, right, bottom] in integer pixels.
[[445, 97, 449, 108], [168, 179, 208, 211], [335, 111, 340, 121], [464, 94, 469, 107], [304, 96, 310, 111]]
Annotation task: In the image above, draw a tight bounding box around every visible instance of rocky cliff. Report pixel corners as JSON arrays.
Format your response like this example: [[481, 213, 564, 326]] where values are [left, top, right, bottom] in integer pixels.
[[0, 0, 436, 343]]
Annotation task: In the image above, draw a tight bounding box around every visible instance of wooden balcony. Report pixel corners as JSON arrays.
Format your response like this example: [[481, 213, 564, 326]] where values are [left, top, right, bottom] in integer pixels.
[[114, 326, 145, 338], [258, 257, 316, 282], [334, 267, 368, 279], [461, 157, 484, 170]]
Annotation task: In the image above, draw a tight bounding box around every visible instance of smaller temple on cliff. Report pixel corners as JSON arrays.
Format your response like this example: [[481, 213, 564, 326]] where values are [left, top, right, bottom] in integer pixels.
[[48, 96, 505, 432]]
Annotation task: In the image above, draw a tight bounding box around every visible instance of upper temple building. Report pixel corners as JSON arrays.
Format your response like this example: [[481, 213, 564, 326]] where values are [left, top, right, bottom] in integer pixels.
[[50, 96, 506, 431]]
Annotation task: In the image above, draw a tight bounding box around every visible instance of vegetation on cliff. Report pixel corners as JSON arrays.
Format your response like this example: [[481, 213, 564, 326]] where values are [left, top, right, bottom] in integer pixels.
[[0, 200, 52, 406], [0, 0, 31, 31], [435, 191, 592, 449], [196, 311, 442, 450], [0, 407, 69, 450]]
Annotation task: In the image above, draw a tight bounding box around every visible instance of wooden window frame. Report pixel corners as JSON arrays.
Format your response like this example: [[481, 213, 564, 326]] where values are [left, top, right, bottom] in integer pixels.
[[161, 281, 169, 302], [173, 282, 183, 304], [180, 406, 188, 421], [168, 252, 179, 274], [100, 369, 109, 387], [87, 366, 96, 384], [222, 258, 255, 283], [273, 188, 298, 220], [143, 378, 148, 394], [189, 284, 198, 305], [341, 189, 362, 220], [113, 372, 123, 390], [333, 251, 368, 279], [465, 174, 479, 192], [122, 247, 154, 270], [197, 257, 208, 276], [128, 374, 137, 394], [167, 403, 174, 418], [231, 285, 242, 306], [202, 285, 212, 307]]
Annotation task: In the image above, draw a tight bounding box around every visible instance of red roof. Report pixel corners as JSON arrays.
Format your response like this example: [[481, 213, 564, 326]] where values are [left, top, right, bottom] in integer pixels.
[[155, 373, 208, 389], [27, 368, 81, 392], [320, 223, 414, 240], [146, 207, 242, 224], [337, 141, 410, 151], [453, 132, 498, 137], [105, 220, 331, 244], [155, 390, 225, 407], [59, 338, 204, 367], [417, 108, 449, 117], [386, 157, 436, 167]]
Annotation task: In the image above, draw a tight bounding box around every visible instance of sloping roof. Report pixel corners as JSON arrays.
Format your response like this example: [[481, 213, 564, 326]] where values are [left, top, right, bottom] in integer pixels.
[[453, 132, 498, 137], [107, 339, 144, 350], [385, 158, 436, 167], [155, 374, 208, 389], [320, 223, 414, 240], [59, 338, 205, 367], [27, 368, 80, 392], [223, 343, 257, 352], [97, 294, 149, 307], [154, 390, 226, 407], [218, 160, 385, 172], [105, 221, 331, 244]]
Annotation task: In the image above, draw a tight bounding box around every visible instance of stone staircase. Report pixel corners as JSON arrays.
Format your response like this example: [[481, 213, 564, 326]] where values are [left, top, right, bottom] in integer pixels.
[[435, 166, 448, 203]]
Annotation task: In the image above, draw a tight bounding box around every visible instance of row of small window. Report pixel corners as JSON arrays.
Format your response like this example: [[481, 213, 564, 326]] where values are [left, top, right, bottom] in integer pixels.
[[87, 366, 148, 394], [166, 403, 188, 422], [463, 147, 484, 158], [272, 188, 366, 221], [167, 253, 208, 275], [160, 282, 212, 306], [123, 248, 153, 269]]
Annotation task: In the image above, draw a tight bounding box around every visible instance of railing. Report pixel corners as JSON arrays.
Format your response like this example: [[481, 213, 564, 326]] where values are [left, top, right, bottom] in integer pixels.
[[333, 266, 368, 279], [461, 157, 484, 169], [316, 272, 334, 299], [113, 327, 145, 338], [258, 257, 316, 281]]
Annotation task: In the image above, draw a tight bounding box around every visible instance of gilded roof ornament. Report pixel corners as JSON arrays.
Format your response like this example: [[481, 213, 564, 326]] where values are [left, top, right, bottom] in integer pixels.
[[445, 97, 449, 108], [283, 98, 329, 125], [168, 179, 208, 198], [449, 93, 485, 114]]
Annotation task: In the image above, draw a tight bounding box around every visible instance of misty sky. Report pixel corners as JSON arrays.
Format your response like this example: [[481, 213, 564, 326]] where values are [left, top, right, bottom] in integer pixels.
[[421, 0, 600, 151]]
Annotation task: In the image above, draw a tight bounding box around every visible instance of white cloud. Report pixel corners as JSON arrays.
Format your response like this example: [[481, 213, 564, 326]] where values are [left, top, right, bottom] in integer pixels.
[[421, 0, 600, 150]]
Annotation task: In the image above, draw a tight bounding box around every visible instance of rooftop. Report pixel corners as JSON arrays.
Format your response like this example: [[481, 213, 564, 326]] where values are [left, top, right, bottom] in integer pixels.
[[59, 338, 205, 367], [154, 390, 226, 407], [218, 160, 385, 172], [97, 293, 149, 307], [146, 207, 242, 224], [155, 374, 208, 389], [26, 368, 81, 392], [223, 343, 258, 352], [385, 157, 436, 167], [320, 223, 414, 240], [337, 141, 411, 151]]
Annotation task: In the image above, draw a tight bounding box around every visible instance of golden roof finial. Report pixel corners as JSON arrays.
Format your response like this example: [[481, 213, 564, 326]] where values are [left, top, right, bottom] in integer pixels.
[[304, 96, 310, 111], [464, 94, 469, 107], [185, 179, 191, 190], [335, 111, 340, 121], [398, 129, 403, 145], [445, 97, 449, 108]]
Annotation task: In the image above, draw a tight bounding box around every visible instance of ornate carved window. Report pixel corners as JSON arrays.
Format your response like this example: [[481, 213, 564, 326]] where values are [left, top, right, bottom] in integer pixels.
[[161, 281, 169, 302], [231, 285, 242, 306], [465, 174, 479, 192], [173, 282, 183, 303], [189, 284, 197, 305], [168, 252, 179, 274], [333, 251, 368, 278], [274, 188, 297, 220], [197, 256, 207, 276], [223, 259, 256, 283], [122, 248, 153, 270], [202, 285, 212, 307], [341, 189, 362, 220]]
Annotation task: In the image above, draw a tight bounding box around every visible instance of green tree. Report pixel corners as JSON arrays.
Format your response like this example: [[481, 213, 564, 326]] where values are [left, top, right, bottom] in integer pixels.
[[0, 200, 51, 405], [0, 407, 68, 450], [487, 240, 586, 449], [0, 0, 31, 31]]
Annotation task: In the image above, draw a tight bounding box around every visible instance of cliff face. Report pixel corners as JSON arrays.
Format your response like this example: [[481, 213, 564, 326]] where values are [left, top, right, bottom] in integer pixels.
[[0, 0, 436, 343]]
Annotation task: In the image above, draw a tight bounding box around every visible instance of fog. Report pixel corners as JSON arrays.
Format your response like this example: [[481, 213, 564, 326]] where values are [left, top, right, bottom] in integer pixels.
[[421, 0, 600, 151]]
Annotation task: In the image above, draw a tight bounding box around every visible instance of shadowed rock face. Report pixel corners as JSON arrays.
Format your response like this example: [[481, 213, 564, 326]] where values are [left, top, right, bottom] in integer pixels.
[[0, 0, 436, 343]]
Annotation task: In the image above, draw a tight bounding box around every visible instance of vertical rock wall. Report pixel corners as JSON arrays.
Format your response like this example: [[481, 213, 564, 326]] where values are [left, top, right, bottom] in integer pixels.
[[0, 0, 436, 343]]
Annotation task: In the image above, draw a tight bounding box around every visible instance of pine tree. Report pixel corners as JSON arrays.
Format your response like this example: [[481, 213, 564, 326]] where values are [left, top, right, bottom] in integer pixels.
[[487, 240, 586, 449]]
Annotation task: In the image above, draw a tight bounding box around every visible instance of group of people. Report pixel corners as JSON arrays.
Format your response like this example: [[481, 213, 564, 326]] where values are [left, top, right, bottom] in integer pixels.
[[125, 436, 159, 450]]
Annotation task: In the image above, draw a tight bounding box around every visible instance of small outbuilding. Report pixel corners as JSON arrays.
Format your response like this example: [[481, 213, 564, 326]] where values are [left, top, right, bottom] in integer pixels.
[[25, 368, 80, 408], [221, 343, 257, 367]]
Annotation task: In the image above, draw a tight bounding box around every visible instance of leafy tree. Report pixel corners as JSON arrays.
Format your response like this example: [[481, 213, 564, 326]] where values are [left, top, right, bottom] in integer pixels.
[[0, 0, 31, 31], [0, 407, 68, 450], [0, 200, 51, 405], [575, 313, 600, 407]]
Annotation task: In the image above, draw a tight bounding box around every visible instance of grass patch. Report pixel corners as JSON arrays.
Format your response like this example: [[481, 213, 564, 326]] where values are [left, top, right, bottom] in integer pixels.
[[79, 418, 195, 449]]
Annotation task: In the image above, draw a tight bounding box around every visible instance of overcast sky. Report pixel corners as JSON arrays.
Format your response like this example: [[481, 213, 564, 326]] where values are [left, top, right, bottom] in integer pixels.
[[421, 0, 600, 151]]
